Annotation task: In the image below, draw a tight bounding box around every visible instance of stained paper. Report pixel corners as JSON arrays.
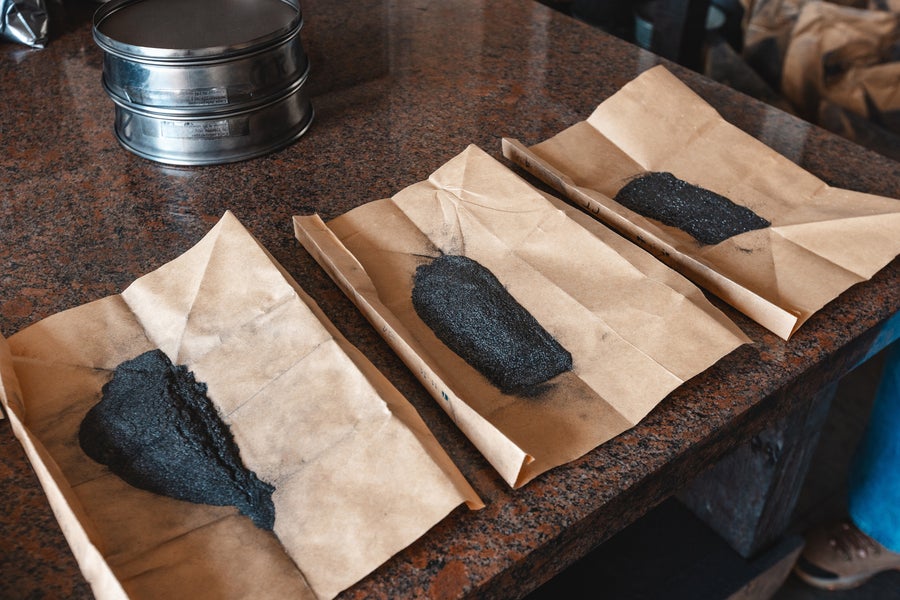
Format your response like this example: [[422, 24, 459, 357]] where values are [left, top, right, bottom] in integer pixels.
[[0, 211, 481, 600], [503, 65, 900, 339], [294, 145, 749, 488]]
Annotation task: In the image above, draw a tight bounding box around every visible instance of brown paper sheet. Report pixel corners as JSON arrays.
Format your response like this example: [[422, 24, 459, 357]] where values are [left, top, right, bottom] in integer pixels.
[[502, 65, 900, 340], [0, 211, 481, 600], [293, 145, 748, 489], [740, 0, 896, 82], [782, 1, 900, 125]]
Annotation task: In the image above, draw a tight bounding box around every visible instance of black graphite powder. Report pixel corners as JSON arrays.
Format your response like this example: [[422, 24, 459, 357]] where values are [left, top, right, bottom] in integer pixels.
[[411, 254, 572, 395], [79, 349, 276, 530], [614, 172, 771, 245]]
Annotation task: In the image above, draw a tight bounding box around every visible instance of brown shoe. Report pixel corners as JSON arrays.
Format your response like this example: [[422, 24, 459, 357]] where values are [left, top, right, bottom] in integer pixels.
[[794, 520, 900, 590]]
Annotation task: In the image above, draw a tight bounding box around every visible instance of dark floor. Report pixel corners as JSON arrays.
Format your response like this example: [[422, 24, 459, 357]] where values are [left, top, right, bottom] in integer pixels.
[[526, 349, 899, 599]]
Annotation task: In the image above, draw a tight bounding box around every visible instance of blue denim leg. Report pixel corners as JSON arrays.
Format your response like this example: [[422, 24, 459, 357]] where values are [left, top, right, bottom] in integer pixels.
[[848, 340, 900, 552]]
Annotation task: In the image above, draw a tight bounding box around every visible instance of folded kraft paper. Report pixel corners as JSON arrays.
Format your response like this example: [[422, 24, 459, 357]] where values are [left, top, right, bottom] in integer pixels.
[[294, 145, 749, 488], [0, 211, 481, 600], [503, 65, 900, 340]]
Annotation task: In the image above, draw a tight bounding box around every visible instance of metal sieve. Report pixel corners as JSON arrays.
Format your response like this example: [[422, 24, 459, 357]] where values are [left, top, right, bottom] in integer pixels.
[[93, 0, 313, 164]]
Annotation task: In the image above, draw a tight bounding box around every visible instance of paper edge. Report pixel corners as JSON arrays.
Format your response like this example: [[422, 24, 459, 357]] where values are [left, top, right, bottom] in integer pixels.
[[0, 335, 130, 600]]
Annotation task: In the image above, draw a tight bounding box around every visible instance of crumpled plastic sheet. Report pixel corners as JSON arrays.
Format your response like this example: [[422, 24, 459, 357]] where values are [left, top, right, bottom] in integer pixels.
[[1, 0, 48, 48]]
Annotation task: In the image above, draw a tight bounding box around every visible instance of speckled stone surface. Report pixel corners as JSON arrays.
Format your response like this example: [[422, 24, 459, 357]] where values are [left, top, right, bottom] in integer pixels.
[[1, 1, 898, 599]]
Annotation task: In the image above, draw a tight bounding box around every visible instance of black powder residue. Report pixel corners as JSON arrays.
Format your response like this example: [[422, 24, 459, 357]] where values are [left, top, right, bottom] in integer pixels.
[[79, 349, 276, 531], [614, 172, 771, 245], [412, 254, 573, 395]]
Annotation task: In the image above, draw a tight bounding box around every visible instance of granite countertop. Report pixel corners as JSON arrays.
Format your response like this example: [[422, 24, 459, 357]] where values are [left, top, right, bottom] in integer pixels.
[[1, 0, 898, 598]]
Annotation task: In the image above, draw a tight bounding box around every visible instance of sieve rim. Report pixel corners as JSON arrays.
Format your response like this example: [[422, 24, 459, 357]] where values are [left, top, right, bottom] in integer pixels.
[[92, 0, 303, 62]]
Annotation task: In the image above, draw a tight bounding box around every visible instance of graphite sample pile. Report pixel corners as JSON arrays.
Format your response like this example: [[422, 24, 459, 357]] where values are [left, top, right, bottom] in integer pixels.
[[412, 254, 572, 395], [614, 172, 771, 245], [79, 349, 276, 530]]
